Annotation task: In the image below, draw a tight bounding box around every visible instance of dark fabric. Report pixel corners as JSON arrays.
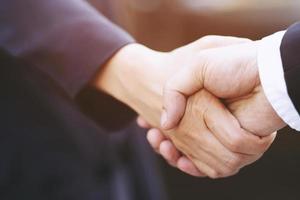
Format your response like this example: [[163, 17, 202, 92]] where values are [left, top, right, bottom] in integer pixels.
[[0, 0, 136, 131], [0, 50, 113, 200], [281, 22, 300, 114], [0, 50, 167, 200], [0, 0, 166, 199], [0, 0, 134, 97]]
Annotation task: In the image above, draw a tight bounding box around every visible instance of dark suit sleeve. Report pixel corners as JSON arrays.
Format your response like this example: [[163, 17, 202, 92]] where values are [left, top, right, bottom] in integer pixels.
[[0, 0, 136, 130], [280, 22, 300, 114], [0, 0, 134, 96]]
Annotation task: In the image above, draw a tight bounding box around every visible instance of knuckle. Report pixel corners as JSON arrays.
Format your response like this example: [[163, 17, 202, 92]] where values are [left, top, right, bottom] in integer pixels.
[[224, 155, 244, 170], [228, 134, 245, 152]]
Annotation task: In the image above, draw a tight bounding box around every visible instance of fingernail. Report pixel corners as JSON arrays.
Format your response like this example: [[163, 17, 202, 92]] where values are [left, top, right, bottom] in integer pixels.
[[161, 110, 168, 128]]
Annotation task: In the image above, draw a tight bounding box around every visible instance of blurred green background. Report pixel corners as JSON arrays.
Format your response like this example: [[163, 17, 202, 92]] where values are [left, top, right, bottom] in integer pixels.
[[91, 1, 300, 199]]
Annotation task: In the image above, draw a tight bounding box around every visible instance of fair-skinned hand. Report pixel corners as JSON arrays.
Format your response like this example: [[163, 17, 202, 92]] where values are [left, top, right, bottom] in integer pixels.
[[94, 37, 276, 178], [125, 37, 277, 178], [161, 39, 286, 136], [137, 36, 286, 177], [143, 90, 276, 178]]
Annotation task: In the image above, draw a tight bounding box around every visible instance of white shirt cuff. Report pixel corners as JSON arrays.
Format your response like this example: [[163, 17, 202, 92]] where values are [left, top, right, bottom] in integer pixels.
[[257, 31, 300, 131]]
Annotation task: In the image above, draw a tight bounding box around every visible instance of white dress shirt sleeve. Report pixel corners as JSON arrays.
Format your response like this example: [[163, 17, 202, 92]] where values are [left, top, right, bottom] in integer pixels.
[[257, 31, 300, 131]]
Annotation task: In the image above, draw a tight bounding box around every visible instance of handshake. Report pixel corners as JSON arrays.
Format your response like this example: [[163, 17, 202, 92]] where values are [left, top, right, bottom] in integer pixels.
[[96, 35, 288, 179]]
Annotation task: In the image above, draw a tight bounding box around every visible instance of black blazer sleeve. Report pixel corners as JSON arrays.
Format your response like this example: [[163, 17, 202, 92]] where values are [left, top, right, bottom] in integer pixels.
[[280, 22, 300, 114], [0, 0, 136, 130]]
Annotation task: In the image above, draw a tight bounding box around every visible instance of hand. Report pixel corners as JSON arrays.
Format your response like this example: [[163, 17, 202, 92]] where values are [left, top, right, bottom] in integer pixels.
[[138, 118, 268, 177], [144, 89, 275, 178], [93, 38, 275, 178], [161, 39, 286, 136], [138, 36, 286, 177], [137, 118, 203, 176]]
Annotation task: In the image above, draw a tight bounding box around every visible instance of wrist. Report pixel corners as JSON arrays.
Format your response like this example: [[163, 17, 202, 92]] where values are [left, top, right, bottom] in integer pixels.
[[93, 43, 170, 126]]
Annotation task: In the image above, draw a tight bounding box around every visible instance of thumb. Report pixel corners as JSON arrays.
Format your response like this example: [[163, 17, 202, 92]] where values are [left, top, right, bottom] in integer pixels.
[[161, 67, 204, 130], [161, 36, 252, 130], [161, 88, 187, 130]]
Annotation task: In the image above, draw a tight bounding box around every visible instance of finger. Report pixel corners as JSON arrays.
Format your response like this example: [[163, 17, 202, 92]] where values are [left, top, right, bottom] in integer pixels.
[[147, 129, 166, 151], [161, 66, 203, 130], [170, 92, 252, 178], [149, 134, 207, 177], [159, 140, 181, 167], [156, 139, 209, 177], [161, 88, 187, 130], [177, 156, 207, 177], [136, 116, 152, 129], [189, 128, 245, 178], [170, 129, 238, 179], [204, 99, 274, 155], [191, 158, 231, 179], [157, 131, 236, 178]]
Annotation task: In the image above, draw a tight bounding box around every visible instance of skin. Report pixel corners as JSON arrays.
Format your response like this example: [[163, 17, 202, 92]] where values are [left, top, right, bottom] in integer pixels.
[[159, 89, 275, 178], [138, 37, 287, 177], [161, 40, 285, 136], [93, 37, 276, 179]]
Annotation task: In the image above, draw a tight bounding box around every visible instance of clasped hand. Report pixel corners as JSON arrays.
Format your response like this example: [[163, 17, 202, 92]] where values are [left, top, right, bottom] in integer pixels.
[[136, 36, 285, 178]]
